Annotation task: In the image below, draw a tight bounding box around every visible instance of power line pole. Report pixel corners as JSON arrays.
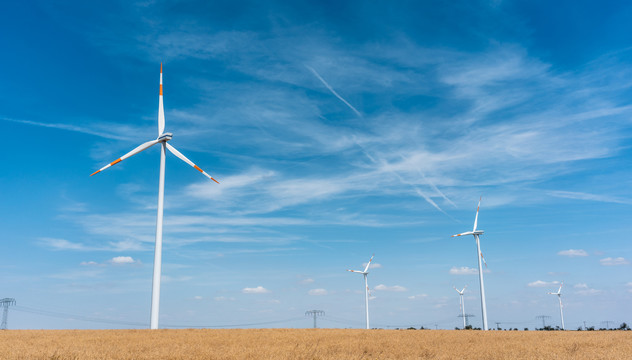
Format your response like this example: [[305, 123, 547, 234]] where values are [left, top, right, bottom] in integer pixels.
[[1, 298, 16, 330], [601, 321, 614, 330], [536, 315, 551, 329], [495, 322, 501, 330], [305, 310, 324, 328]]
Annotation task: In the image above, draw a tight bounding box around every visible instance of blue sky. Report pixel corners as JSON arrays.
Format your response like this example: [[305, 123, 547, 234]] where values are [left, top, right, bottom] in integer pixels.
[[1, 0, 631, 330]]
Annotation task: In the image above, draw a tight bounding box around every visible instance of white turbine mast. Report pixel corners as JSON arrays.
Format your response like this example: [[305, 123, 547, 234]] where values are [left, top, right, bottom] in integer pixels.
[[347, 254, 374, 329], [91, 64, 219, 329], [453, 285, 467, 329], [547, 281, 565, 330], [452, 197, 489, 330]]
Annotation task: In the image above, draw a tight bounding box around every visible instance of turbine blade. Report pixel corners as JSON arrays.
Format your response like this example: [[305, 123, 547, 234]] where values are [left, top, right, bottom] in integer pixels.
[[473, 196, 481, 231], [347, 269, 363, 273], [363, 254, 375, 273], [166, 143, 219, 183], [158, 63, 165, 135], [90, 139, 160, 176], [452, 232, 470, 237], [480, 252, 487, 268]]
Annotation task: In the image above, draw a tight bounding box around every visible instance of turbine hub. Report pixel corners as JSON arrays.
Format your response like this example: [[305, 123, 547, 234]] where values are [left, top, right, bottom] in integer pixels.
[[158, 132, 173, 142]]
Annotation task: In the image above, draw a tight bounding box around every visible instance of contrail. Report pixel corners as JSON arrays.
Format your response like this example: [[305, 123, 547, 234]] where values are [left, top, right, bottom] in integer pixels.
[[306, 65, 362, 118]]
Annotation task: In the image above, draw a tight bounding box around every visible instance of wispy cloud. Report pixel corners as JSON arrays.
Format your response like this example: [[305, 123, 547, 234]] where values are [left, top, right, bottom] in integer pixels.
[[574, 283, 603, 296], [558, 249, 588, 257], [374, 284, 407, 292], [449, 266, 488, 275], [0, 117, 134, 141], [308, 288, 328, 296], [527, 280, 560, 288], [600, 257, 629, 266], [408, 294, 428, 300], [549, 191, 632, 205]]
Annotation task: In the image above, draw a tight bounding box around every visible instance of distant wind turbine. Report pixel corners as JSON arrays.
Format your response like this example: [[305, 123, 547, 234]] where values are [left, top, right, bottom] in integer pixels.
[[91, 64, 219, 329], [452, 197, 489, 330], [547, 282, 565, 330], [453, 285, 467, 329], [347, 254, 374, 329]]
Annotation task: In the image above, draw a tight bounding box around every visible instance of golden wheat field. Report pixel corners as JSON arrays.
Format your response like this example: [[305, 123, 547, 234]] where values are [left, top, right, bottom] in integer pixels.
[[0, 328, 630, 360]]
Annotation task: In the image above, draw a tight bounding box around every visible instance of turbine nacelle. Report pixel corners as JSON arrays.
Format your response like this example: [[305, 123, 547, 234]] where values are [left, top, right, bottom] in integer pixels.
[[452, 230, 484, 237], [158, 132, 173, 142]]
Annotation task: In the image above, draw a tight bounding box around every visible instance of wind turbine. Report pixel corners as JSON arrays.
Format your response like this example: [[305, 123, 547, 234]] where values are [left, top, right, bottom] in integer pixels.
[[347, 254, 374, 329], [91, 64, 219, 329], [452, 197, 489, 330], [548, 282, 565, 330], [453, 285, 467, 329]]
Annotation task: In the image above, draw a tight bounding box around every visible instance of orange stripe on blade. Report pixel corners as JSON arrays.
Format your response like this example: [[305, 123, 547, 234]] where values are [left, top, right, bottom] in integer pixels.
[[111, 158, 122, 166], [194, 165, 204, 173], [211, 177, 219, 184], [160, 84, 163, 96], [90, 170, 100, 176]]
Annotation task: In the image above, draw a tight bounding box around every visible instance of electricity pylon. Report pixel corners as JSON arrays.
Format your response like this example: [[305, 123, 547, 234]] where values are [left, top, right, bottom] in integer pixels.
[[305, 310, 325, 328], [536, 315, 551, 329], [458, 313, 475, 328], [1, 298, 16, 330]]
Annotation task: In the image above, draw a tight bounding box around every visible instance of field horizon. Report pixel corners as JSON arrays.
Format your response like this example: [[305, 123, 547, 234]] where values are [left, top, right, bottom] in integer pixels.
[[1, 328, 630, 359]]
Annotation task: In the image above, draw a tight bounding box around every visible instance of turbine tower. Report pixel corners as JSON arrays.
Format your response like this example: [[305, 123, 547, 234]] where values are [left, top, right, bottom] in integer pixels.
[[548, 282, 565, 330], [452, 197, 489, 330], [347, 254, 374, 329], [453, 285, 467, 329], [91, 64, 219, 329], [1, 298, 16, 330]]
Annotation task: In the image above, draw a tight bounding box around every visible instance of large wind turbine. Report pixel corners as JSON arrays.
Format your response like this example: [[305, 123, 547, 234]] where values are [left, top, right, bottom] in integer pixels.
[[548, 282, 565, 330], [347, 254, 374, 329], [453, 285, 467, 329], [91, 64, 219, 329], [452, 197, 488, 330]]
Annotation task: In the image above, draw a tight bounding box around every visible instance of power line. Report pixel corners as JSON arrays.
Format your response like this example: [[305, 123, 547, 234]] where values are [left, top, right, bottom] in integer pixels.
[[13, 305, 305, 328]]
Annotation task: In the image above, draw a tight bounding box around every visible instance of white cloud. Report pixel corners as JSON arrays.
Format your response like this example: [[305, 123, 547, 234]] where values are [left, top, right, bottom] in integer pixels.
[[449, 266, 478, 275], [242, 286, 270, 294], [214, 296, 235, 302], [299, 278, 315, 285], [600, 257, 629, 266], [374, 284, 407, 292], [574, 283, 588, 289], [308, 288, 328, 296], [527, 280, 560, 288], [193, 296, 203, 300], [109, 256, 138, 264], [408, 294, 428, 300], [557, 249, 588, 257]]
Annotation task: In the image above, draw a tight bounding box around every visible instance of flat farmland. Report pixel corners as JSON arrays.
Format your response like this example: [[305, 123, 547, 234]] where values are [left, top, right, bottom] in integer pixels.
[[1, 329, 630, 359]]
